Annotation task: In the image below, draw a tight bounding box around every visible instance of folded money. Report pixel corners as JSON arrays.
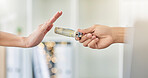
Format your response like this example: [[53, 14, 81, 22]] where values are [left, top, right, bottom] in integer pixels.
[[54, 27, 83, 39]]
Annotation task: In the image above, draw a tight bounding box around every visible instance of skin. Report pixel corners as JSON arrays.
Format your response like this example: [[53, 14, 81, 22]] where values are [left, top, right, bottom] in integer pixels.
[[77, 25, 125, 49], [0, 11, 62, 48]]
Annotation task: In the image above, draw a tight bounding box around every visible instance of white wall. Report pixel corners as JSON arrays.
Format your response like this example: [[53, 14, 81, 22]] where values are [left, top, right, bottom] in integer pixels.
[[78, 0, 120, 78], [32, 0, 71, 38], [0, 0, 27, 35], [121, 0, 148, 78]]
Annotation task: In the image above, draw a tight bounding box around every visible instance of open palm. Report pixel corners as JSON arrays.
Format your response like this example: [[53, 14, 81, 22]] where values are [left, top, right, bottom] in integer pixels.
[[24, 11, 62, 47]]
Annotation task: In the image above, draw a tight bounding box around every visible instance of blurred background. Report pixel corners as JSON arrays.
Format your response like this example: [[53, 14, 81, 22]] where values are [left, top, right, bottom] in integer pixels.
[[1, 0, 148, 78]]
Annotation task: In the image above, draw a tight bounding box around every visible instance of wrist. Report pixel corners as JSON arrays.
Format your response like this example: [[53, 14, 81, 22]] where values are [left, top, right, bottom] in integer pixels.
[[20, 37, 29, 48], [111, 27, 125, 43]]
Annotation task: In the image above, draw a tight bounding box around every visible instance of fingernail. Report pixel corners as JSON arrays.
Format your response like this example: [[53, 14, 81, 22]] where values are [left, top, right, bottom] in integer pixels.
[[76, 37, 79, 41]]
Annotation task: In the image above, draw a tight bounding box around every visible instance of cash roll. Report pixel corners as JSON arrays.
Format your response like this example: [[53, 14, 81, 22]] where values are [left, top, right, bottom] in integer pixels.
[[54, 27, 83, 39]]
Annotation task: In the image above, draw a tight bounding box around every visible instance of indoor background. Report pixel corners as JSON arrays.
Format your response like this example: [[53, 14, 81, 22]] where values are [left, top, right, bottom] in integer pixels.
[[1, 0, 148, 78]]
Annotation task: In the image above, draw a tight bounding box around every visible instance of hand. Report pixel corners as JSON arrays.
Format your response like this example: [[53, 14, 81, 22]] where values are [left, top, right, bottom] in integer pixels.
[[24, 11, 62, 48], [77, 25, 125, 49]]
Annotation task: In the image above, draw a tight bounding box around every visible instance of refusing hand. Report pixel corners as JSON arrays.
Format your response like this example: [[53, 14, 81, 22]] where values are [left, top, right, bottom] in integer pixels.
[[24, 11, 62, 48]]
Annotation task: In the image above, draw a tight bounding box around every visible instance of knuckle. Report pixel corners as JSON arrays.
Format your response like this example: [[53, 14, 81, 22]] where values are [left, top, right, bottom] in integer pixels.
[[88, 44, 93, 48], [79, 40, 83, 43], [88, 44, 91, 48], [83, 44, 88, 47], [94, 39, 97, 41]]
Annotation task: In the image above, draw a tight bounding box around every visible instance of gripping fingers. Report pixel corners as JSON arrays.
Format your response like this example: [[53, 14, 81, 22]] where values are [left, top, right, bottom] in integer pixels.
[[88, 38, 99, 49], [79, 33, 92, 43], [83, 36, 96, 47]]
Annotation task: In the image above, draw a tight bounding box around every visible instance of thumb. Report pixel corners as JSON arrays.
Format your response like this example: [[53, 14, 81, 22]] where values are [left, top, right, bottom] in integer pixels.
[[44, 24, 53, 34], [78, 26, 95, 34], [41, 11, 62, 31]]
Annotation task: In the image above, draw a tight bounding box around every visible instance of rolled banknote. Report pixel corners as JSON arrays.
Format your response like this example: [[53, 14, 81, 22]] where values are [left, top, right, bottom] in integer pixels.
[[54, 27, 83, 39]]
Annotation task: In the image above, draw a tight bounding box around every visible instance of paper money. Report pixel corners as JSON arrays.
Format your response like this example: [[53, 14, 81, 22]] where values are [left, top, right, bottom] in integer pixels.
[[54, 27, 83, 39]]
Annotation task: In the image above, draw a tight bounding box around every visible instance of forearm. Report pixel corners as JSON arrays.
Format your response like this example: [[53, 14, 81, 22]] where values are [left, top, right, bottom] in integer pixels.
[[111, 27, 126, 43], [0, 31, 26, 47]]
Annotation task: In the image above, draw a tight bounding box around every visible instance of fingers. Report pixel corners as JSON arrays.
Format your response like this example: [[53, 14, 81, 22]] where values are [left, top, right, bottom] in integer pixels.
[[79, 33, 92, 43], [83, 36, 96, 47], [75, 37, 80, 41], [96, 37, 113, 49], [47, 11, 62, 25], [88, 38, 99, 49], [78, 26, 95, 34], [41, 11, 62, 31], [46, 24, 53, 31], [44, 24, 53, 34]]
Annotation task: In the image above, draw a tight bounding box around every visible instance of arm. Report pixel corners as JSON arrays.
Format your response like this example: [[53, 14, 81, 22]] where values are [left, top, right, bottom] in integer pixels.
[[0, 31, 25, 47], [0, 11, 62, 48], [111, 27, 125, 43]]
